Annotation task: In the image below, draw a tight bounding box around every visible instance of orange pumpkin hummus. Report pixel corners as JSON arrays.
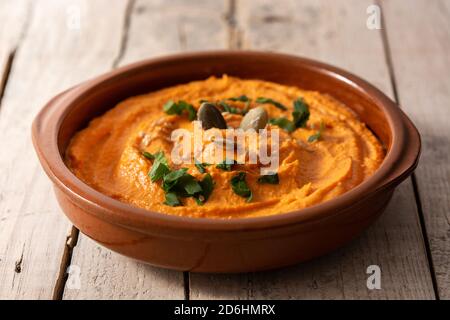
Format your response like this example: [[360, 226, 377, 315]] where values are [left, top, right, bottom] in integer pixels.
[[65, 76, 384, 218]]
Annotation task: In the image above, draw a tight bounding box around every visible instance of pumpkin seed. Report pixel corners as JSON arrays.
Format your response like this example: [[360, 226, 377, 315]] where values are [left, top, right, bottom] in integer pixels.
[[239, 107, 268, 131], [198, 102, 227, 130]]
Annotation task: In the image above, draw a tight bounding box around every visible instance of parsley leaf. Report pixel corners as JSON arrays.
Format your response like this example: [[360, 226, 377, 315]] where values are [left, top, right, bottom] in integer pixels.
[[148, 151, 170, 182], [257, 173, 279, 184], [194, 161, 210, 174], [182, 177, 203, 195], [147, 152, 215, 206], [269, 98, 310, 132], [163, 100, 197, 121], [256, 97, 287, 111], [308, 121, 325, 143], [142, 151, 155, 160], [269, 117, 295, 132], [292, 98, 310, 128], [164, 192, 181, 207], [216, 159, 236, 171], [230, 172, 253, 202], [219, 101, 248, 115], [196, 173, 214, 205], [162, 168, 189, 191], [228, 95, 251, 103]]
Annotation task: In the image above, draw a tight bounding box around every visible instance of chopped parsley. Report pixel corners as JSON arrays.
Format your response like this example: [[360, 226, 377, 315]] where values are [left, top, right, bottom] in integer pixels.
[[269, 117, 295, 132], [269, 97, 310, 132], [216, 159, 237, 171], [256, 97, 287, 111], [230, 172, 253, 202], [292, 98, 310, 128], [194, 160, 210, 174], [148, 151, 170, 182], [257, 173, 279, 184], [144, 152, 215, 206], [163, 100, 197, 121], [164, 192, 181, 207], [142, 151, 155, 160], [196, 173, 215, 205], [227, 95, 251, 103], [308, 121, 326, 143], [219, 101, 248, 115]]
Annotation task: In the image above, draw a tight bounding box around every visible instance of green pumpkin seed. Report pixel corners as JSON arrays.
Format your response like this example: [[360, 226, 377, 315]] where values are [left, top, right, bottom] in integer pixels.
[[198, 102, 227, 130], [239, 107, 268, 131]]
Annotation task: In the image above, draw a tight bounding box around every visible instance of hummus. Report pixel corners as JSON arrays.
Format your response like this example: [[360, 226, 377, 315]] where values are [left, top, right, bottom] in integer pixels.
[[66, 76, 384, 218]]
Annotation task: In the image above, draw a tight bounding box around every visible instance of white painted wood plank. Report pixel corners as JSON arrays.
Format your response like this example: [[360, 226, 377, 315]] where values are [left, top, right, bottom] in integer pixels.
[[122, 0, 228, 62], [382, 0, 450, 298], [0, 0, 29, 97], [190, 0, 435, 299], [63, 236, 184, 299], [64, 0, 228, 299], [0, 0, 129, 299]]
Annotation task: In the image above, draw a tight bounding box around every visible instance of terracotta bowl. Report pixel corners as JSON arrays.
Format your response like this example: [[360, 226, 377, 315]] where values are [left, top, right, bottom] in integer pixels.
[[32, 51, 420, 273]]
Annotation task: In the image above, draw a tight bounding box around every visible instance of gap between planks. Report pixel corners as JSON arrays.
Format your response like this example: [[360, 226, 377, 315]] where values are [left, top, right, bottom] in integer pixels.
[[227, 0, 242, 50], [51, 0, 137, 300], [0, 0, 32, 111], [0, 50, 15, 109], [377, 0, 440, 300]]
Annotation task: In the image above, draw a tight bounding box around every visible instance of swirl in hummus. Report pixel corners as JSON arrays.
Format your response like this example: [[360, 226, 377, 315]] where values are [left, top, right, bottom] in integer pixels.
[[65, 76, 384, 218]]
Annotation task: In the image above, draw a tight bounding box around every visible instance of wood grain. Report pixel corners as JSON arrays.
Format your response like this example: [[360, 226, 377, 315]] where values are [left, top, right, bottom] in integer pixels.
[[189, 0, 435, 299], [382, 0, 450, 298], [0, 0, 443, 300], [63, 0, 228, 299], [0, 0, 29, 102], [0, 0, 129, 299]]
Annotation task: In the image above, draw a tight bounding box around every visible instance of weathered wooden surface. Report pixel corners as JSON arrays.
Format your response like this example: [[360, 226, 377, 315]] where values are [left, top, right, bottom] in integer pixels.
[[63, 0, 228, 299], [189, 0, 435, 299], [0, 0, 130, 299], [0, 0, 29, 101], [382, 0, 450, 299], [0, 0, 447, 300]]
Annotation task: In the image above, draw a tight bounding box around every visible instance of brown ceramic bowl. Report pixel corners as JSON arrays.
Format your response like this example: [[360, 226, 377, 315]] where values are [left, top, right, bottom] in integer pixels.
[[32, 51, 420, 273]]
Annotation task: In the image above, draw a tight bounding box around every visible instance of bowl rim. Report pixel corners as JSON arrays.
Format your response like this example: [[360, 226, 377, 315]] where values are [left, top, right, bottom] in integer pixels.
[[32, 50, 421, 232]]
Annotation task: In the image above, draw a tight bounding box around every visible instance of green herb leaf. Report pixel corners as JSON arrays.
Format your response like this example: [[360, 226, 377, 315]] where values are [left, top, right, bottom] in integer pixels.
[[194, 161, 210, 174], [269, 117, 295, 132], [292, 98, 310, 128], [218, 101, 247, 115], [256, 97, 287, 111], [148, 151, 170, 182], [230, 172, 252, 202], [308, 121, 325, 143], [196, 173, 215, 205], [216, 159, 236, 171], [142, 151, 155, 160], [148, 153, 216, 207], [164, 192, 181, 207], [257, 173, 279, 184], [228, 95, 251, 103], [163, 100, 197, 121], [162, 168, 189, 191], [163, 100, 180, 113], [162, 169, 201, 196], [182, 177, 203, 195]]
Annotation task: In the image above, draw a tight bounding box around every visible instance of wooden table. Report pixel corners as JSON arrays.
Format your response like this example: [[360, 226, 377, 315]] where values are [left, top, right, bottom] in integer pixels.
[[0, 0, 448, 300]]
